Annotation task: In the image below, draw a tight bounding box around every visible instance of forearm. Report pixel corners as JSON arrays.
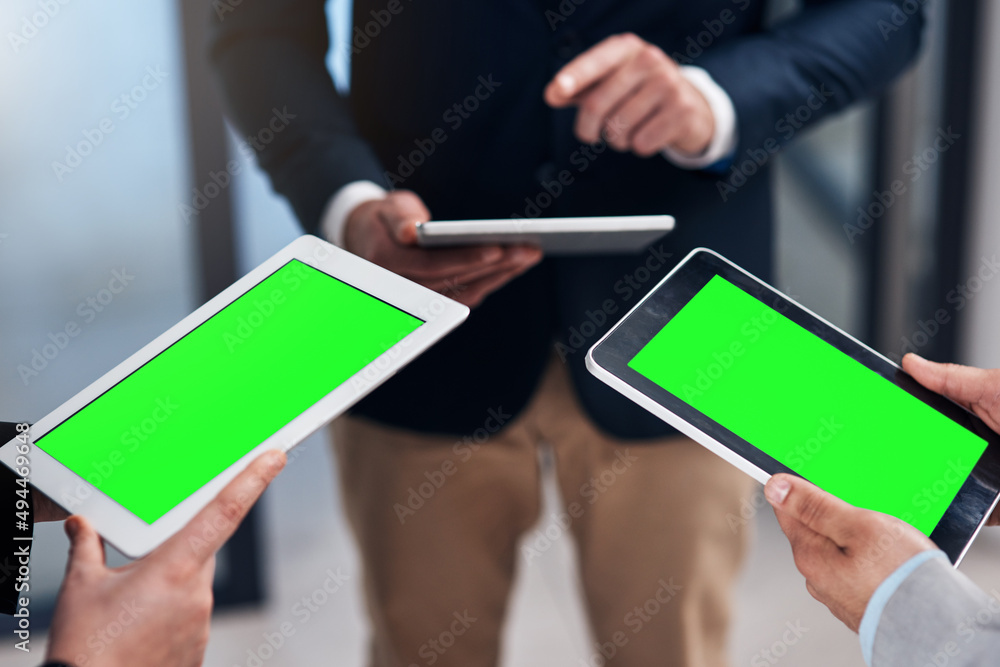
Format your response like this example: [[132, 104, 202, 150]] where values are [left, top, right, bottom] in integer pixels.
[[871, 557, 1000, 667], [209, 0, 385, 232]]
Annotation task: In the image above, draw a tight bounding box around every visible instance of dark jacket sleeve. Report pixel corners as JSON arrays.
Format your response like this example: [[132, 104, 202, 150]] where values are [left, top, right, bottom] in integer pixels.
[[208, 0, 386, 234], [698, 0, 925, 158], [0, 421, 32, 616], [209, 0, 924, 229]]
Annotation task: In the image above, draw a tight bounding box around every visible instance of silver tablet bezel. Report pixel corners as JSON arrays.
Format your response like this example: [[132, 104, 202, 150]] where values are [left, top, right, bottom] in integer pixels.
[[415, 215, 675, 254]]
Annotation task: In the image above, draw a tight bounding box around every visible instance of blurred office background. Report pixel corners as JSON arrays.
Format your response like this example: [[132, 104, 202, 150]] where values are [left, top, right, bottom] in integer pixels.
[[2, 0, 999, 665]]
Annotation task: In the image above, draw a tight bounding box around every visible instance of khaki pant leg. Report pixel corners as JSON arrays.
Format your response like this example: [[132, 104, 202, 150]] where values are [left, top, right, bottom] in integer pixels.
[[536, 359, 756, 667], [331, 414, 541, 667]]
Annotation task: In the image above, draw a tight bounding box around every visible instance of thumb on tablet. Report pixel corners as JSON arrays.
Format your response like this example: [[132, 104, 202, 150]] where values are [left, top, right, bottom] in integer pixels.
[[65, 515, 105, 573], [377, 190, 430, 245], [765, 474, 858, 547], [903, 354, 1000, 432], [156, 449, 286, 566]]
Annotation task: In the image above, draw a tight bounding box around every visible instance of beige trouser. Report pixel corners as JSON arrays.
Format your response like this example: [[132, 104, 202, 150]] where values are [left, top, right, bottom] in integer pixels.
[[331, 357, 756, 667]]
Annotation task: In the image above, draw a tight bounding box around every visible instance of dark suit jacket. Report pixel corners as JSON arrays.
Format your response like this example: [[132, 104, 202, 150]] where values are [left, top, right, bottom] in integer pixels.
[[210, 0, 923, 438]]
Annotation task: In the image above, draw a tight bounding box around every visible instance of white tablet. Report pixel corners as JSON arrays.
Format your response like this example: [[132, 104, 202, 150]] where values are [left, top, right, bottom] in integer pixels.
[[414, 215, 675, 254], [0, 235, 468, 557], [586, 248, 1000, 565]]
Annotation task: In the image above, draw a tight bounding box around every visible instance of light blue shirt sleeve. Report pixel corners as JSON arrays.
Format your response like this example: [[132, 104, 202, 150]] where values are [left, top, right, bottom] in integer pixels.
[[858, 549, 950, 665]]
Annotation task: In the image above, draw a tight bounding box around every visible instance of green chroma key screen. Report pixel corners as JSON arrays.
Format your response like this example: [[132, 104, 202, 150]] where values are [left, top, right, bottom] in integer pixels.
[[628, 275, 988, 535], [39, 260, 423, 523]]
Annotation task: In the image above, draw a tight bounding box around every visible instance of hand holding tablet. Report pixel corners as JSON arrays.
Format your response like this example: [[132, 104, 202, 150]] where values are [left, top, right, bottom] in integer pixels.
[[343, 190, 543, 307], [45, 450, 286, 667], [0, 236, 468, 557], [587, 249, 1000, 564]]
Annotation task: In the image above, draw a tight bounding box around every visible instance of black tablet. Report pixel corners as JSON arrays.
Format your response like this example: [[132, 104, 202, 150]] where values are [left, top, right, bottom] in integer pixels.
[[586, 248, 1000, 564]]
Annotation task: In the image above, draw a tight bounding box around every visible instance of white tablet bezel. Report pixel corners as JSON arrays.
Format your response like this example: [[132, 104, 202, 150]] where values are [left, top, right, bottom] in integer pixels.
[[0, 235, 469, 557]]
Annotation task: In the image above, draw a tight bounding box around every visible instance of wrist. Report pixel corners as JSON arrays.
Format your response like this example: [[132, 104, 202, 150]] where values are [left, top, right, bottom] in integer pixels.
[[320, 181, 388, 248], [663, 66, 737, 169]]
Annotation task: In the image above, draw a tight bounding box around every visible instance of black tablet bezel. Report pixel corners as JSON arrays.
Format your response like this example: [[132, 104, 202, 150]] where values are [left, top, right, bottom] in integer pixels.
[[591, 249, 1000, 563]]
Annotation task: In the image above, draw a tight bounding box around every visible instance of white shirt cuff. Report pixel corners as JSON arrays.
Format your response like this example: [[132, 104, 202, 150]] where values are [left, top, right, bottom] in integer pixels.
[[662, 66, 738, 170], [319, 180, 388, 248], [857, 549, 949, 666]]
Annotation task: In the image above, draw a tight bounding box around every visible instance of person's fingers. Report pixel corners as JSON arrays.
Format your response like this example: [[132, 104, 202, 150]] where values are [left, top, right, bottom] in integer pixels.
[[33, 487, 69, 522], [903, 354, 993, 411], [572, 61, 649, 144], [545, 33, 647, 107], [805, 579, 825, 604], [459, 270, 527, 307], [377, 190, 431, 245], [607, 78, 676, 152], [379, 243, 506, 281], [64, 515, 106, 575], [772, 508, 846, 587], [629, 110, 679, 157], [765, 474, 859, 547], [448, 245, 542, 283], [418, 246, 542, 294], [457, 252, 543, 306], [154, 450, 286, 567], [196, 553, 217, 589]]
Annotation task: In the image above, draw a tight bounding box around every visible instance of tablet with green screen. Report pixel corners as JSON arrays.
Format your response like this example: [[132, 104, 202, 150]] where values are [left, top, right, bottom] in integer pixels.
[[0, 236, 468, 557], [587, 248, 1000, 564]]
